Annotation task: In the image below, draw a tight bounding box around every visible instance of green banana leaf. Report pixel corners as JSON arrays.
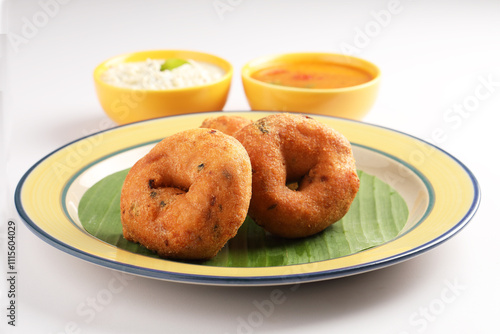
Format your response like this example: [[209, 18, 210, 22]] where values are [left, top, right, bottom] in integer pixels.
[[78, 170, 408, 266]]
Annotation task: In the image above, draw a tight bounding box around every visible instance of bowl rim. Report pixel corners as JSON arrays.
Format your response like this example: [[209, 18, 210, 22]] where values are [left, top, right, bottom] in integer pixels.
[[241, 52, 381, 93], [93, 49, 234, 93]]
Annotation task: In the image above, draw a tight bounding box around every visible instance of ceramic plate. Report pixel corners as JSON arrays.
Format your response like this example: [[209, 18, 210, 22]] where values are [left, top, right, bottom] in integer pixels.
[[15, 111, 480, 286]]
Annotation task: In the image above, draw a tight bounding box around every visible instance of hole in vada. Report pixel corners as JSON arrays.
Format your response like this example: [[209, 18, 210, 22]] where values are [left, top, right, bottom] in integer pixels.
[[286, 181, 299, 191], [285, 170, 312, 192], [283, 148, 317, 192]]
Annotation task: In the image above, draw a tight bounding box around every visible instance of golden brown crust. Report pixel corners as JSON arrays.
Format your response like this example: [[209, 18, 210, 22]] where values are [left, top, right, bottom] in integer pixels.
[[234, 113, 360, 238], [120, 128, 252, 260], [200, 115, 252, 136]]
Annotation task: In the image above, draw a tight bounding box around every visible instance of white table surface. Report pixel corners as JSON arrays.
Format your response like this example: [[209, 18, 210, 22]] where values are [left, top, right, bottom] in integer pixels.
[[1, 0, 499, 333]]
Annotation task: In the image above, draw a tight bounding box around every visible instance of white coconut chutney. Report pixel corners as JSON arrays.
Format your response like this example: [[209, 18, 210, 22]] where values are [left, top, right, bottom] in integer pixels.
[[101, 59, 225, 90]]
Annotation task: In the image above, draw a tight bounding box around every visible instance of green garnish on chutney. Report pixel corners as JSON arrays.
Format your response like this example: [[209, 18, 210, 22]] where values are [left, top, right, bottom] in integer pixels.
[[160, 58, 189, 71]]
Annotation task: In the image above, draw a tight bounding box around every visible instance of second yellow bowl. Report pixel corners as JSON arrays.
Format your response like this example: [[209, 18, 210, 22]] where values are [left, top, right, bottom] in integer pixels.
[[241, 53, 380, 120]]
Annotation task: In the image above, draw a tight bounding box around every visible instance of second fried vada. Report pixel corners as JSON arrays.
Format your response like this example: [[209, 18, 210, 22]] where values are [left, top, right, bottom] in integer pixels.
[[234, 113, 360, 238]]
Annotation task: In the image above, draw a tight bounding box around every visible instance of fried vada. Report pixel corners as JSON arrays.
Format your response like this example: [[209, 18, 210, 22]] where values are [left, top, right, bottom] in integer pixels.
[[120, 128, 252, 260]]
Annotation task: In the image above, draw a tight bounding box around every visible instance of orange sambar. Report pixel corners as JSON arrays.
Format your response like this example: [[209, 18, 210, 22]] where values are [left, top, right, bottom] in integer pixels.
[[251, 62, 373, 89]]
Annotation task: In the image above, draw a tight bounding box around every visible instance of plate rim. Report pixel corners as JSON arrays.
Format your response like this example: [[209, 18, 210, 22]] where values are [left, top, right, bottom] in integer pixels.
[[14, 111, 481, 286]]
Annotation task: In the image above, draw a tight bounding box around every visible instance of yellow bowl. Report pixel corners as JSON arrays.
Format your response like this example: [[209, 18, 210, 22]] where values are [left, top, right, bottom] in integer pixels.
[[241, 53, 380, 120], [94, 50, 233, 124]]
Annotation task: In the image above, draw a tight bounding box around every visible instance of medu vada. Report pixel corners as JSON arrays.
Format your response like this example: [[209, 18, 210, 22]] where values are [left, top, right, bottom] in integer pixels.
[[200, 115, 252, 136], [120, 128, 252, 260], [234, 113, 360, 238]]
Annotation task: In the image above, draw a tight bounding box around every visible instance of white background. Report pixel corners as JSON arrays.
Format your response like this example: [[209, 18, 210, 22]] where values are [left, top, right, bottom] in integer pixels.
[[1, 0, 499, 333]]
